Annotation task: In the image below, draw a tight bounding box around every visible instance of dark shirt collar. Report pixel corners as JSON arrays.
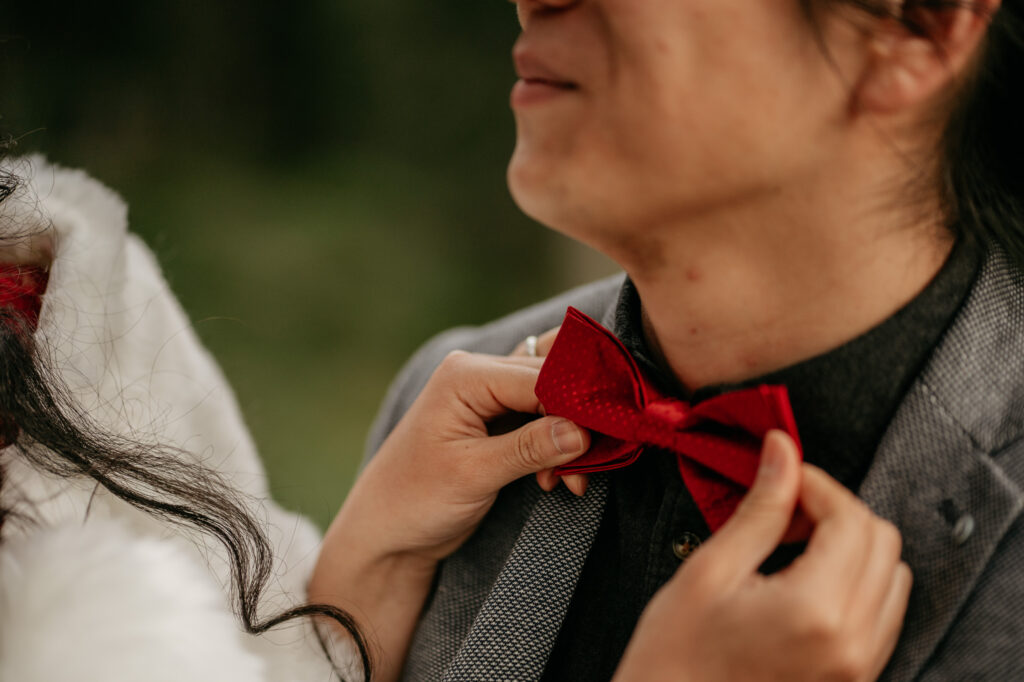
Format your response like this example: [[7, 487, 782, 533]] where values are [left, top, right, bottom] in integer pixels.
[[612, 238, 982, 491]]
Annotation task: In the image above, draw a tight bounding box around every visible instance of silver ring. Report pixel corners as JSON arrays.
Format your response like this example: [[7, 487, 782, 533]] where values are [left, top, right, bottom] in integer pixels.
[[524, 335, 539, 358]]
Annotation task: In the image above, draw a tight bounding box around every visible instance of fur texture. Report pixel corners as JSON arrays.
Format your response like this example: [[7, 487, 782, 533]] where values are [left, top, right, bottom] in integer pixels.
[[0, 521, 266, 682], [0, 158, 354, 680]]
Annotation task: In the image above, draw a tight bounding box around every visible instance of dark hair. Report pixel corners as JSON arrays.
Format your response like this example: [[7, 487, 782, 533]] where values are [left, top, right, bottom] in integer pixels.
[[0, 137, 17, 204], [814, 0, 1024, 260], [0, 149, 371, 680], [941, 1, 1024, 260]]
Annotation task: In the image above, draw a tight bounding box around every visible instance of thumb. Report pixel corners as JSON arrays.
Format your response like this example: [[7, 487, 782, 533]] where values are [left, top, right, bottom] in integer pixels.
[[476, 417, 591, 490], [690, 430, 802, 587]]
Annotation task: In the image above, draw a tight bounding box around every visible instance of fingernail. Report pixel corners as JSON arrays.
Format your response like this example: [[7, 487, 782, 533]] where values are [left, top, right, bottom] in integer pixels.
[[571, 476, 589, 497], [552, 419, 584, 456], [758, 431, 786, 482]]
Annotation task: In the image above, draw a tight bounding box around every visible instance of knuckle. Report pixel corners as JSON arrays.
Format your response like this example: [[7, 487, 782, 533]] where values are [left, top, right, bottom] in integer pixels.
[[785, 589, 877, 682], [899, 560, 914, 590], [513, 426, 548, 470], [877, 518, 904, 557], [827, 641, 870, 682], [836, 505, 873, 543], [804, 611, 874, 681], [843, 497, 871, 524], [440, 349, 472, 369], [436, 350, 474, 380], [795, 595, 843, 643]]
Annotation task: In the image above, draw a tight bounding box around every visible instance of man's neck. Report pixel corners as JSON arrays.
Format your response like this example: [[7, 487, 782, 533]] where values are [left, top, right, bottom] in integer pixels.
[[618, 188, 954, 393]]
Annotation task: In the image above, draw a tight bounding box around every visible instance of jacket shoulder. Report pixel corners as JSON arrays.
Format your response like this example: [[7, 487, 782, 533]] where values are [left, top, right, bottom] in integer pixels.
[[363, 274, 625, 461]]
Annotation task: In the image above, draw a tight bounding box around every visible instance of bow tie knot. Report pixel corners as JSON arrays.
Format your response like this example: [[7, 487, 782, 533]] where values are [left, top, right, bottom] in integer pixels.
[[642, 398, 691, 429], [536, 306, 802, 532]]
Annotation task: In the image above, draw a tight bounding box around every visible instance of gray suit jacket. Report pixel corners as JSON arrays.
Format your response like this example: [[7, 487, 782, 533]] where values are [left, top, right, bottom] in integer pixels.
[[365, 250, 1024, 681]]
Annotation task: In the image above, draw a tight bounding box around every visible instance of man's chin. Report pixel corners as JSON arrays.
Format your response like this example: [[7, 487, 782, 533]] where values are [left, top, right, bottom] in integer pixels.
[[509, 155, 570, 221], [508, 178, 565, 234], [508, 152, 625, 251]]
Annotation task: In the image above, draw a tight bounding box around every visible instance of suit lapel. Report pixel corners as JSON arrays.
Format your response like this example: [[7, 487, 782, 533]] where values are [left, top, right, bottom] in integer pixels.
[[428, 251, 1024, 682], [443, 478, 610, 682], [438, 297, 621, 682], [861, 248, 1024, 681]]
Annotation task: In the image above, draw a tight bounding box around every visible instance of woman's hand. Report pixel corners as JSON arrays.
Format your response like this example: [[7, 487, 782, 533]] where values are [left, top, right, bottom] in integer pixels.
[[511, 327, 592, 496], [335, 350, 590, 564], [614, 431, 912, 682], [310, 350, 590, 681]]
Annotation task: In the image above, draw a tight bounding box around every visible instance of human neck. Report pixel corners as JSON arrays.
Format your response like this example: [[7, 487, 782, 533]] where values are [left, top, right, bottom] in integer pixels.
[[615, 185, 953, 393]]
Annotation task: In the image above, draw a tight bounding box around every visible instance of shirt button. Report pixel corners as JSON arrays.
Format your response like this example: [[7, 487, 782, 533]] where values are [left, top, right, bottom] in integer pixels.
[[672, 532, 702, 561], [952, 514, 975, 546]]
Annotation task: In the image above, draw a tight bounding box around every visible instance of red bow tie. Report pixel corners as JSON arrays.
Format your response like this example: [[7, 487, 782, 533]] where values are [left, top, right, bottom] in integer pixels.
[[535, 307, 803, 532]]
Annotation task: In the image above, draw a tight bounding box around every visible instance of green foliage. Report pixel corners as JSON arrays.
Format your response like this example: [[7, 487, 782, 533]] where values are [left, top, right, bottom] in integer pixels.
[[2, 1, 615, 527]]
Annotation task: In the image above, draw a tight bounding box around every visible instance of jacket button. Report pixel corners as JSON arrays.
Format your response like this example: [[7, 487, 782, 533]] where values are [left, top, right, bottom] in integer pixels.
[[952, 514, 975, 546], [672, 532, 702, 561]]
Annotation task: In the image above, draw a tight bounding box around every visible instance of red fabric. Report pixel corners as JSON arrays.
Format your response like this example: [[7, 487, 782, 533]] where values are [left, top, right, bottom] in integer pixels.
[[0, 264, 47, 330], [537, 307, 803, 532], [0, 264, 48, 449]]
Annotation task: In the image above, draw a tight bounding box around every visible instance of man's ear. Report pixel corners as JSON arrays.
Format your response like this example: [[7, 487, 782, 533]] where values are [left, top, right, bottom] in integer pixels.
[[855, 0, 1001, 115]]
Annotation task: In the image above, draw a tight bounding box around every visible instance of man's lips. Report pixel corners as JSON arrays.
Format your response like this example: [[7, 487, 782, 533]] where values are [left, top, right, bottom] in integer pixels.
[[513, 50, 577, 89], [519, 77, 576, 89], [511, 78, 577, 107], [511, 48, 578, 107]]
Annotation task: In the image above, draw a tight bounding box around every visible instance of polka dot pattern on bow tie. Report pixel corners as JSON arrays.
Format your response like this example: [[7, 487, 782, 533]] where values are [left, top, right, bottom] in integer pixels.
[[536, 306, 802, 531]]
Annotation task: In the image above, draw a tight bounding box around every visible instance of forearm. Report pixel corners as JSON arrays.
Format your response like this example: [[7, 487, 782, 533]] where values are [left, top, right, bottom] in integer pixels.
[[309, 505, 437, 682]]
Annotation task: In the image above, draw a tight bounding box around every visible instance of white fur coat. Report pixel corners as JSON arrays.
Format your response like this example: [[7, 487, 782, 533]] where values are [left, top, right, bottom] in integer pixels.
[[0, 158, 359, 681]]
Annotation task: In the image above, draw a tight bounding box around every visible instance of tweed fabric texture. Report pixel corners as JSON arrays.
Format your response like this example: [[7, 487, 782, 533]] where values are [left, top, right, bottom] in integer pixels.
[[398, 479, 542, 682], [361, 275, 624, 682], [916, 495, 1024, 681], [860, 247, 1024, 680], [368, 250, 1024, 681], [442, 477, 609, 682]]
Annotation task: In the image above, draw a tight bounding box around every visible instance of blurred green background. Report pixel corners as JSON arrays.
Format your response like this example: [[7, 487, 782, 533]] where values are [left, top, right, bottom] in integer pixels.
[[2, 1, 615, 528]]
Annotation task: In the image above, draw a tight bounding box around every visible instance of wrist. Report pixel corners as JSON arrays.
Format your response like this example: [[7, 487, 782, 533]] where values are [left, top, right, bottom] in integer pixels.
[[324, 495, 439, 576], [310, 502, 439, 612], [310, 515, 439, 682]]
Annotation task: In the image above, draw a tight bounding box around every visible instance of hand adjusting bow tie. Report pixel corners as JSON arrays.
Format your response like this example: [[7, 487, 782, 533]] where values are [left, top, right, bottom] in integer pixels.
[[535, 307, 803, 532]]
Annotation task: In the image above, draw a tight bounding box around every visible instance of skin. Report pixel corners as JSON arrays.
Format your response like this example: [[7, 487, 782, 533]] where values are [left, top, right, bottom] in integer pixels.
[[312, 355, 910, 682], [311, 353, 593, 680], [311, 0, 999, 679], [615, 433, 910, 682], [509, 0, 994, 389]]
